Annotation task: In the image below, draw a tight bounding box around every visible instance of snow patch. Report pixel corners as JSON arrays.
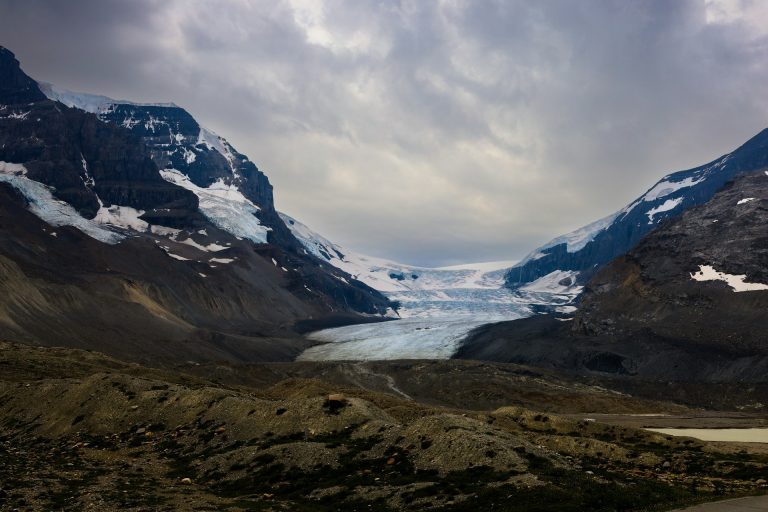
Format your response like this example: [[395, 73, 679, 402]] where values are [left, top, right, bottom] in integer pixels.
[[643, 176, 704, 202], [160, 169, 270, 244], [691, 265, 768, 292], [737, 197, 756, 205], [0, 161, 27, 176], [150, 225, 181, 237], [177, 237, 229, 253], [94, 199, 149, 232], [0, 108, 30, 120], [519, 270, 582, 295], [0, 162, 123, 244], [210, 257, 235, 264], [646, 197, 683, 224]]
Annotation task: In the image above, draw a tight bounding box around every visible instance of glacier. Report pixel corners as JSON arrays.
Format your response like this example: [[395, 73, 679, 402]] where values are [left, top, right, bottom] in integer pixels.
[[284, 212, 581, 361]]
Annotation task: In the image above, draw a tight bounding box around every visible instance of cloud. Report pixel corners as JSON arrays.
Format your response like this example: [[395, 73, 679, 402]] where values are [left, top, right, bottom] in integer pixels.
[[2, 0, 768, 265]]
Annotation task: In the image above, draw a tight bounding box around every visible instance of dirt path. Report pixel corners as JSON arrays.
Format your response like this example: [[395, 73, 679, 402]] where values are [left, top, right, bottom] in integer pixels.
[[339, 362, 413, 400], [670, 495, 768, 511]]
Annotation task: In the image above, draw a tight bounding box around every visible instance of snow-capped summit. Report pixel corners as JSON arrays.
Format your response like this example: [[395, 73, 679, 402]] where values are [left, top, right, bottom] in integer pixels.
[[38, 82, 275, 213], [507, 127, 768, 288]]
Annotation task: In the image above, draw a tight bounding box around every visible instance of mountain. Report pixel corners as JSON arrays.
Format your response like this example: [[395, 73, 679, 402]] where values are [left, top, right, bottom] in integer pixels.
[[458, 166, 768, 387], [279, 212, 515, 293], [575, 168, 768, 359], [280, 212, 583, 324], [506, 128, 768, 288], [0, 46, 392, 364]]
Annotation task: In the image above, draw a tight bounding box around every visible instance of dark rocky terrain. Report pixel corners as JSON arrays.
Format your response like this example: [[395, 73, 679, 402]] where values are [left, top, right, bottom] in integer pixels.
[[1, 340, 767, 511], [459, 169, 768, 399], [506, 127, 768, 288], [575, 169, 768, 356], [0, 46, 393, 364]]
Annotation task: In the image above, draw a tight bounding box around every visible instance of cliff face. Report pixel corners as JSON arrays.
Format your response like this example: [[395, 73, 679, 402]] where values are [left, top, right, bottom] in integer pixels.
[[0, 47, 47, 104], [0, 47, 393, 364]]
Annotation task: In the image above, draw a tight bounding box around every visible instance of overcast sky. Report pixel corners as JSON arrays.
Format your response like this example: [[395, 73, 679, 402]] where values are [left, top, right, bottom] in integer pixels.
[[2, 0, 768, 266]]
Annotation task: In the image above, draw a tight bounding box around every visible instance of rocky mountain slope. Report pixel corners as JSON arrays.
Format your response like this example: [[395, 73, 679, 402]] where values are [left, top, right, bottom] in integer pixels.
[[506, 127, 768, 289], [0, 46, 392, 364], [575, 168, 768, 361], [458, 168, 768, 386]]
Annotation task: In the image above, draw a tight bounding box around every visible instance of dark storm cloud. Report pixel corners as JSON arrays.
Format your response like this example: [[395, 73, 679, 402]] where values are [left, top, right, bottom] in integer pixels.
[[2, 0, 768, 266]]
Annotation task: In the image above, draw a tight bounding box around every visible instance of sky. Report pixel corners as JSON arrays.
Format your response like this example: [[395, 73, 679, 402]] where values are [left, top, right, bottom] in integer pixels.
[[2, 0, 768, 266]]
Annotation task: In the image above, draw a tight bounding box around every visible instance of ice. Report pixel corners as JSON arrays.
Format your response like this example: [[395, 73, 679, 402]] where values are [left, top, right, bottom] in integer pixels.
[[436, 260, 520, 272], [0, 163, 123, 244], [93, 199, 149, 232], [298, 318, 510, 361], [210, 257, 235, 264], [38, 82, 178, 114], [279, 211, 516, 292], [737, 198, 756, 205], [643, 176, 704, 202], [298, 274, 581, 360], [519, 270, 582, 295], [691, 265, 768, 292], [0, 161, 27, 175], [514, 211, 619, 267], [284, 210, 584, 361], [161, 169, 270, 244], [150, 225, 181, 237], [646, 197, 683, 224], [177, 237, 229, 253], [181, 147, 196, 164], [197, 128, 237, 174]]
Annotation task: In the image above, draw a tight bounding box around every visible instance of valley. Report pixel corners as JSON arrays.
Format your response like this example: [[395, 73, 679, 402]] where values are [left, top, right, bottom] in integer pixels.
[[1, 31, 768, 512]]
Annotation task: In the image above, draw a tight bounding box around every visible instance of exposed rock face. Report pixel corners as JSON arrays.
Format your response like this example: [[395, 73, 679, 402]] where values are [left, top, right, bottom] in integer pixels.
[[0, 47, 393, 363], [575, 169, 768, 354], [506, 128, 768, 287], [0, 99, 200, 225], [0, 46, 47, 104], [99, 103, 275, 212], [459, 169, 768, 383]]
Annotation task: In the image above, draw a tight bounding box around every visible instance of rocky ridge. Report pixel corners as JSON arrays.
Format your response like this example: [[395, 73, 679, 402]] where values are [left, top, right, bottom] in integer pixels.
[[0, 46, 393, 364], [506, 127, 768, 289]]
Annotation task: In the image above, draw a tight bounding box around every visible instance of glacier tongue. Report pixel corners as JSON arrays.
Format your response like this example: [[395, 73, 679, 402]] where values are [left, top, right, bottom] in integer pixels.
[[284, 211, 582, 361], [161, 169, 270, 244], [0, 162, 124, 244]]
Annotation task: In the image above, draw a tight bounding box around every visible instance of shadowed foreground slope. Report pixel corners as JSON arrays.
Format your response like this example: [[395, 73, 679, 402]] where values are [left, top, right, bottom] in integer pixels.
[[1, 341, 767, 511]]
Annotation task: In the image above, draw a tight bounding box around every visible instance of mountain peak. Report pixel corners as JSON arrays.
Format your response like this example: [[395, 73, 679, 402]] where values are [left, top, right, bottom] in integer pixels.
[[0, 46, 47, 104]]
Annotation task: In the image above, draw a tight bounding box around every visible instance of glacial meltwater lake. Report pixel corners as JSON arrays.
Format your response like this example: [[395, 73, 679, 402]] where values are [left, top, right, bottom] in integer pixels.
[[647, 428, 768, 443]]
